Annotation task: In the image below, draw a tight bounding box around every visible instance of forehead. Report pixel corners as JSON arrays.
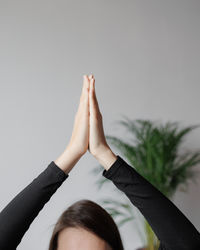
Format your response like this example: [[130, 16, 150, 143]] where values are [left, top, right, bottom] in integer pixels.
[[57, 227, 111, 250]]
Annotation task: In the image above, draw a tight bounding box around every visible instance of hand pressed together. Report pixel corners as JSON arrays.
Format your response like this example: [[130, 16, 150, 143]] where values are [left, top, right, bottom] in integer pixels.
[[55, 74, 117, 173]]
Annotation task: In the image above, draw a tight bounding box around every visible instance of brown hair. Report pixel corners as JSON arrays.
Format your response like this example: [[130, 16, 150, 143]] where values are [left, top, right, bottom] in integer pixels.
[[48, 199, 124, 250]]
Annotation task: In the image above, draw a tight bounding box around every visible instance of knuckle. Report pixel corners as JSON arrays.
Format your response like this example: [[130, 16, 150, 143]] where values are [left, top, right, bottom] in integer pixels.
[[93, 112, 102, 121], [93, 113, 99, 120], [98, 113, 103, 120]]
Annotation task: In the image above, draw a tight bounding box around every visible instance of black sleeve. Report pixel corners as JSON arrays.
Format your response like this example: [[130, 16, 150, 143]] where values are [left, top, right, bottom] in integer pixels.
[[0, 161, 69, 250], [102, 155, 200, 250]]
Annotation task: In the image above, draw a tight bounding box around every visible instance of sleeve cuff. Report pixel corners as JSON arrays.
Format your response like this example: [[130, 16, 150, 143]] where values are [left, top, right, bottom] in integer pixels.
[[102, 155, 124, 179], [47, 161, 69, 181]]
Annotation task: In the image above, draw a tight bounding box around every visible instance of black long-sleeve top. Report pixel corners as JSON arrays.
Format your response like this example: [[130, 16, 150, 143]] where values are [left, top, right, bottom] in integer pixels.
[[0, 155, 200, 250]]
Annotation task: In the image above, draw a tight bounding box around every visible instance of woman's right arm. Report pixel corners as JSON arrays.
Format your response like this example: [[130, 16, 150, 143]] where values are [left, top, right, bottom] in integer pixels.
[[0, 146, 82, 250], [0, 74, 91, 250], [0, 158, 68, 250]]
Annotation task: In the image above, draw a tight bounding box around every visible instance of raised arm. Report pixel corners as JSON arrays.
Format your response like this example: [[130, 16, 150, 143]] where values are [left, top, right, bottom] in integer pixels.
[[0, 75, 91, 250], [100, 152, 200, 250], [87, 75, 200, 250], [0, 159, 69, 250]]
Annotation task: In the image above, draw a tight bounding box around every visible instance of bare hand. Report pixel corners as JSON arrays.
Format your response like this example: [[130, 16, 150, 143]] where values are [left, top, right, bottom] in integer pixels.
[[55, 74, 117, 173], [67, 75, 90, 157], [88, 75, 110, 157]]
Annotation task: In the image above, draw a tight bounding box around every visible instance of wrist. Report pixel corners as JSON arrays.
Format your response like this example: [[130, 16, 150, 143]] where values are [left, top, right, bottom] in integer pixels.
[[94, 146, 117, 171], [54, 146, 82, 174]]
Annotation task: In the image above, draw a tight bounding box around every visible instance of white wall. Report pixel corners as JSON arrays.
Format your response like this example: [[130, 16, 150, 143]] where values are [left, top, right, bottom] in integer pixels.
[[0, 1, 200, 249]]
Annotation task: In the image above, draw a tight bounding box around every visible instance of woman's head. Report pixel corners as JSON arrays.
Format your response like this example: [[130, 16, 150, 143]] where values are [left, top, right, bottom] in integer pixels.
[[48, 199, 124, 250]]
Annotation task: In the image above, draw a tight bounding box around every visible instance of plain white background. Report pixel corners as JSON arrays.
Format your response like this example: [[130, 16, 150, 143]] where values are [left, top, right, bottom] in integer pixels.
[[0, 1, 200, 249]]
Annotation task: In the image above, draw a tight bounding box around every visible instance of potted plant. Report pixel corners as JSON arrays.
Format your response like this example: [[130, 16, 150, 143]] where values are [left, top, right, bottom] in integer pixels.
[[91, 116, 200, 250]]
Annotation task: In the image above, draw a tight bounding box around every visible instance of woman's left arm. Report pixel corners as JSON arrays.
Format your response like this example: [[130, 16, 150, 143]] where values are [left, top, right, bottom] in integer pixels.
[[99, 151, 200, 250], [87, 74, 200, 250]]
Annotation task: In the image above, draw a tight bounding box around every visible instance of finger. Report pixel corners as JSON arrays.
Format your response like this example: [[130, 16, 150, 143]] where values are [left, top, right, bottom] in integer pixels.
[[88, 74, 93, 80], [80, 75, 89, 105], [89, 77, 101, 117], [92, 77, 101, 111], [82, 75, 90, 95], [89, 77, 95, 116]]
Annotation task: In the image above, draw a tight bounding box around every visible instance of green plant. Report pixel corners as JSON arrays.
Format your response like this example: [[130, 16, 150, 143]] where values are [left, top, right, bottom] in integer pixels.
[[91, 116, 200, 250]]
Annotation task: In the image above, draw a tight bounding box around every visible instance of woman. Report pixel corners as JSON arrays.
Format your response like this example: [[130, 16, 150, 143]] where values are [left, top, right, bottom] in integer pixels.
[[0, 75, 200, 250]]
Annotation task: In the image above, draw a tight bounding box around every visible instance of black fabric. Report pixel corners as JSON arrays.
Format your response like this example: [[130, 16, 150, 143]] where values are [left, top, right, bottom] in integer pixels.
[[0, 161, 68, 250], [0, 155, 200, 250], [102, 156, 200, 250]]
